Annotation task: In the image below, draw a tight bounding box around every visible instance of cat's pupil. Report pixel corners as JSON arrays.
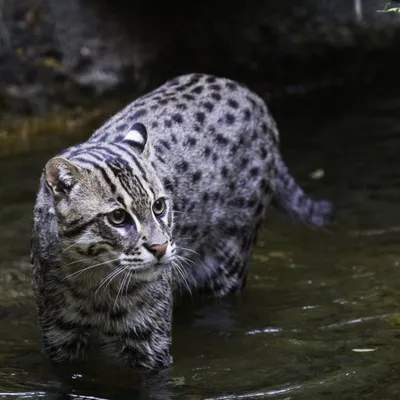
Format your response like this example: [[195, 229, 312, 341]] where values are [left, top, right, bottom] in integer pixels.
[[114, 210, 123, 219], [109, 209, 126, 225]]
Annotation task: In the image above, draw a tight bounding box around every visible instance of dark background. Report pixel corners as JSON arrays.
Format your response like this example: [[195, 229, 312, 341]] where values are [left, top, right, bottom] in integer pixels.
[[1, 0, 400, 117]]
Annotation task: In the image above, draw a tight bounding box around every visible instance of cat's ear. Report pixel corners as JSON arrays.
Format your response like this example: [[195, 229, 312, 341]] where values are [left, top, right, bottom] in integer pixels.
[[121, 122, 148, 154], [44, 157, 83, 198]]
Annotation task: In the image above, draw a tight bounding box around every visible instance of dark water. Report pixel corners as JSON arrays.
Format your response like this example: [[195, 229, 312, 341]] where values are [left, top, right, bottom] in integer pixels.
[[1, 88, 400, 399]]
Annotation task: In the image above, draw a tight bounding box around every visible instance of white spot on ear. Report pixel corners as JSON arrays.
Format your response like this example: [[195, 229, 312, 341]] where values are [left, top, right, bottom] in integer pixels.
[[125, 129, 145, 146]]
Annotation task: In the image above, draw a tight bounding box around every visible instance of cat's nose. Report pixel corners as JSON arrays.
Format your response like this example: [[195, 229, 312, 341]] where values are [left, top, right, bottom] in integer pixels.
[[145, 242, 168, 260]]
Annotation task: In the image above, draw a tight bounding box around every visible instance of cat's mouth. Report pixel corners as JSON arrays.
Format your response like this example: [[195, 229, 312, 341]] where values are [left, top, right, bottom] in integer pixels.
[[122, 258, 171, 272], [116, 252, 173, 280], [119, 252, 173, 267], [124, 262, 170, 281], [131, 259, 171, 270]]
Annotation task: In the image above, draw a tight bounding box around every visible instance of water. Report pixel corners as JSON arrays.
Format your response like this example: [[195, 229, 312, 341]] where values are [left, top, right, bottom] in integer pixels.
[[1, 87, 400, 399]]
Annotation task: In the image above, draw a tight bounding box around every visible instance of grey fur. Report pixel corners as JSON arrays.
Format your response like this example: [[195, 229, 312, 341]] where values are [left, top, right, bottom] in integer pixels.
[[31, 73, 332, 368]]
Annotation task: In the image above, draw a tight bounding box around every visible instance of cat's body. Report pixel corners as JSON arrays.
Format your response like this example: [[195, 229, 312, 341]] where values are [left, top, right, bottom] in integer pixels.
[[90, 73, 331, 295], [31, 73, 332, 368]]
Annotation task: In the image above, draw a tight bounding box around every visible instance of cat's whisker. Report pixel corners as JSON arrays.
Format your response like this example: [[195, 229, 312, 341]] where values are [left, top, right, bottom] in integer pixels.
[[124, 270, 133, 296], [61, 242, 81, 254], [171, 261, 185, 295], [175, 235, 195, 242], [175, 254, 197, 268], [64, 257, 120, 280], [175, 253, 196, 264], [63, 258, 92, 267], [114, 267, 130, 308], [177, 246, 199, 256], [171, 259, 192, 296], [171, 261, 184, 296], [178, 264, 192, 297], [96, 264, 124, 294]]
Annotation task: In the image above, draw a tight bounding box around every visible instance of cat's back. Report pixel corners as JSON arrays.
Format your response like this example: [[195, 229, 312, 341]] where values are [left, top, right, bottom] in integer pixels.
[[90, 74, 278, 237], [91, 73, 278, 154]]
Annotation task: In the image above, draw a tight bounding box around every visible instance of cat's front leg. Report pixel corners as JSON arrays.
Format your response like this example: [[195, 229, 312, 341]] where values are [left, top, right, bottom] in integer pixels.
[[41, 321, 91, 363]]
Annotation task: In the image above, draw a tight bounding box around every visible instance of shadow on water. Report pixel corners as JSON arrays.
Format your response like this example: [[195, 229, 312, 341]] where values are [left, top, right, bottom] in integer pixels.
[[2, 84, 400, 399]]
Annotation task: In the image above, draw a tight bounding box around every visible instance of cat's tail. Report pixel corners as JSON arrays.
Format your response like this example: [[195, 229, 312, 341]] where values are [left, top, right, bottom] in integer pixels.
[[271, 154, 334, 228]]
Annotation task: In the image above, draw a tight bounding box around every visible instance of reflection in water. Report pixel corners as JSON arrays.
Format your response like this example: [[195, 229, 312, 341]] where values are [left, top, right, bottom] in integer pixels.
[[2, 89, 400, 398]]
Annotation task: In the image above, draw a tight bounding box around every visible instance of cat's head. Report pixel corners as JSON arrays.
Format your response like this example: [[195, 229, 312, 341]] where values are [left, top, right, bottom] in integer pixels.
[[44, 123, 175, 281]]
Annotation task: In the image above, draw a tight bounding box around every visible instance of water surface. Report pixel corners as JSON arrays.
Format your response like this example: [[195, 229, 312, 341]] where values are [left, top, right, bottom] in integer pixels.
[[1, 89, 400, 399]]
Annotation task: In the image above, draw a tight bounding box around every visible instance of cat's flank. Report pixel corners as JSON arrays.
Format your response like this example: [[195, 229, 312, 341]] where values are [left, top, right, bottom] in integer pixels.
[[31, 73, 332, 368]]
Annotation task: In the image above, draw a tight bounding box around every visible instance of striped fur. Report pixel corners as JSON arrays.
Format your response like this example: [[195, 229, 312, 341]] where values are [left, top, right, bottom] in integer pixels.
[[31, 73, 333, 368]]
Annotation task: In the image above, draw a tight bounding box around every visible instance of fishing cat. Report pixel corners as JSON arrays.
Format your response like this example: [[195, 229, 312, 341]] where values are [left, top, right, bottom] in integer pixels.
[[31, 73, 332, 368]]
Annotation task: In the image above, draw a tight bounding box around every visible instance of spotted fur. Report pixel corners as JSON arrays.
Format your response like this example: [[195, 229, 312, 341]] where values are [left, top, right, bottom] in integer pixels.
[[31, 73, 332, 368]]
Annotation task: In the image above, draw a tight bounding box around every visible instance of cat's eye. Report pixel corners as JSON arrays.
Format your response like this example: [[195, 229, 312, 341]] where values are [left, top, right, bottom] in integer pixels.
[[153, 198, 166, 216], [108, 209, 128, 226]]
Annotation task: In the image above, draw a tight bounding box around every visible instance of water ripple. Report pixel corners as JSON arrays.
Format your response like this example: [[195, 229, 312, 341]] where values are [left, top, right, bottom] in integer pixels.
[[319, 313, 400, 330], [204, 370, 357, 399]]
